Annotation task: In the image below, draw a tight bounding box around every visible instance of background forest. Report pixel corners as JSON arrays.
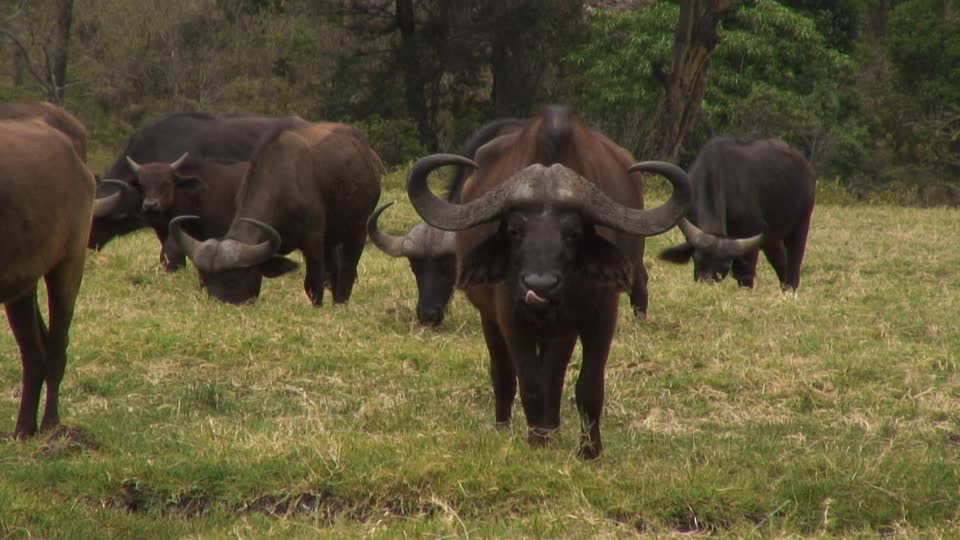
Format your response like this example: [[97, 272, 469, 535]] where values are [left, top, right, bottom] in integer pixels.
[[0, 0, 958, 199]]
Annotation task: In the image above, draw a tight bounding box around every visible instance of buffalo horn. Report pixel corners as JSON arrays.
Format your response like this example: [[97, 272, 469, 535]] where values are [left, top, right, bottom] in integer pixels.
[[169, 216, 282, 272], [678, 218, 765, 258], [125, 155, 142, 174], [407, 153, 496, 231], [366, 202, 407, 257], [92, 179, 134, 217], [169, 152, 190, 171]]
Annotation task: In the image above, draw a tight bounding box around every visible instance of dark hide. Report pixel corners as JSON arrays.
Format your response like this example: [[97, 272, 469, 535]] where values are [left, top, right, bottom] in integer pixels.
[[173, 122, 383, 305], [408, 105, 692, 459], [0, 119, 96, 438], [92, 112, 308, 250], [660, 136, 816, 290], [129, 158, 249, 271]]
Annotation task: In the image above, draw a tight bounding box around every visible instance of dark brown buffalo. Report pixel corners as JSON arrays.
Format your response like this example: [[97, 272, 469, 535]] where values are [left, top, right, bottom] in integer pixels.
[[659, 136, 815, 290], [91, 112, 308, 251], [406, 106, 692, 458], [0, 101, 88, 161], [0, 119, 99, 438], [170, 123, 384, 305], [123, 153, 249, 271], [367, 118, 527, 326]]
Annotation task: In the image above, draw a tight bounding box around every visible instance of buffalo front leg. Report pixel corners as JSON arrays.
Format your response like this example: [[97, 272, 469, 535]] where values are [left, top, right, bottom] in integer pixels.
[[732, 250, 760, 288], [156, 226, 185, 272], [481, 317, 516, 427], [5, 288, 47, 438], [629, 263, 649, 318], [575, 298, 618, 459], [534, 334, 578, 446]]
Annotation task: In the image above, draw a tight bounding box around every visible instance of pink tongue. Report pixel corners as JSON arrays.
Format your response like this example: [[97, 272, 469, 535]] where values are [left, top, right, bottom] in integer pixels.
[[525, 290, 548, 305]]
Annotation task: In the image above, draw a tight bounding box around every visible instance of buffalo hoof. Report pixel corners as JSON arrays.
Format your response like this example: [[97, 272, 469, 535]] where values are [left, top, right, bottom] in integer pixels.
[[494, 420, 511, 431], [578, 437, 602, 460], [527, 426, 556, 447]]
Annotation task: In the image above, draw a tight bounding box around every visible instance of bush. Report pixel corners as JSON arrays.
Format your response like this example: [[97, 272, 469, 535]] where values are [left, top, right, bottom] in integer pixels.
[[352, 115, 426, 169]]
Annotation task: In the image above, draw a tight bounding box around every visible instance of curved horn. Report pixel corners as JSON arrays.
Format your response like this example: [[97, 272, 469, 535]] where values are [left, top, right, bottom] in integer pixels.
[[408, 153, 503, 231], [92, 179, 133, 217], [679, 218, 765, 258], [125, 155, 142, 174], [169, 152, 189, 171], [595, 161, 694, 237], [170, 216, 282, 272], [366, 202, 408, 257], [232, 218, 282, 268], [169, 215, 206, 265]]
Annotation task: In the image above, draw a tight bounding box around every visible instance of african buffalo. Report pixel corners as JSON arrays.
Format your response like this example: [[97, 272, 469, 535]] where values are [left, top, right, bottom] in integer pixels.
[[170, 122, 383, 305], [406, 105, 692, 458], [366, 118, 527, 326], [91, 111, 308, 251], [0, 119, 98, 438], [659, 136, 815, 290], [0, 101, 88, 161], [124, 153, 249, 271]]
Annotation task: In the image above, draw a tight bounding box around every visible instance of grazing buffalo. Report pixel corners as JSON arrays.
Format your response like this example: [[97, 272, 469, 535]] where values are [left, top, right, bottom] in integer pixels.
[[0, 101, 88, 161], [170, 122, 383, 305], [0, 119, 99, 438], [124, 153, 249, 271], [659, 136, 815, 290], [407, 106, 692, 458], [91, 111, 308, 251], [366, 118, 527, 326]]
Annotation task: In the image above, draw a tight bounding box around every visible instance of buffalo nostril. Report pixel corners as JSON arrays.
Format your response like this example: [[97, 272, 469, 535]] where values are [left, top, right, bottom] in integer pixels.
[[417, 307, 444, 325], [522, 273, 560, 293]]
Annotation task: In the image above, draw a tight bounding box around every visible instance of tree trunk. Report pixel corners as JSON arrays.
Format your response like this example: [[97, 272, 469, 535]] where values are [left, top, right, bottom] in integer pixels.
[[639, 0, 730, 161], [11, 38, 22, 87], [49, 0, 74, 103], [396, 0, 439, 151]]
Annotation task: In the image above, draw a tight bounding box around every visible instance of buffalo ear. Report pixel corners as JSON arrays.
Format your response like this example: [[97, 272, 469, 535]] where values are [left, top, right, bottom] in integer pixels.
[[174, 174, 206, 193], [659, 243, 695, 264], [458, 227, 509, 287], [260, 256, 299, 278], [577, 229, 628, 290]]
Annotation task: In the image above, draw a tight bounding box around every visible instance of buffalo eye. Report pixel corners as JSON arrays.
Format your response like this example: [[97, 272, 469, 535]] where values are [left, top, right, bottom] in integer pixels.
[[128, 178, 141, 188], [506, 214, 526, 242], [560, 214, 584, 246]]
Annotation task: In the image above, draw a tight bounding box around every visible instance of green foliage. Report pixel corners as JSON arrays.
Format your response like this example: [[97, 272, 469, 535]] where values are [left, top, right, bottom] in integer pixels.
[[351, 115, 426, 168], [563, 1, 866, 178], [887, 0, 960, 111]]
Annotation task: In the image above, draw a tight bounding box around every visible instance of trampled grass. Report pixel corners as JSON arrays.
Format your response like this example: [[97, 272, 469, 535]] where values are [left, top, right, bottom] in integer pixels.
[[2, 173, 960, 538]]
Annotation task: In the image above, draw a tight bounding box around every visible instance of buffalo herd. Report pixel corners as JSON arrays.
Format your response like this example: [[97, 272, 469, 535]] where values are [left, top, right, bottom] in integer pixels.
[[0, 101, 816, 458]]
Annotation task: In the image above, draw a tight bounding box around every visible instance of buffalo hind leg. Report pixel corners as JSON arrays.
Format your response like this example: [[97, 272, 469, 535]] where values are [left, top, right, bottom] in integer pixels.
[[782, 212, 812, 290], [302, 241, 327, 306], [732, 251, 760, 288], [481, 317, 516, 428], [39, 259, 83, 432], [576, 296, 618, 459], [629, 263, 649, 318], [5, 286, 47, 438], [331, 227, 367, 303], [762, 242, 789, 288]]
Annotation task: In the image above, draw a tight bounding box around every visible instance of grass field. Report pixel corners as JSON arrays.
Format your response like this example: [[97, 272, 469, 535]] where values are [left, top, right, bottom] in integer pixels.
[[2, 171, 960, 538]]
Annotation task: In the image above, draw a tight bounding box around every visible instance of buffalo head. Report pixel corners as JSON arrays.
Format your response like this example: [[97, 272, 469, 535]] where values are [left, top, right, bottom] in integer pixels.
[[125, 152, 202, 224], [659, 218, 764, 283], [169, 215, 298, 304], [407, 154, 692, 315], [367, 202, 457, 325], [89, 178, 144, 249]]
